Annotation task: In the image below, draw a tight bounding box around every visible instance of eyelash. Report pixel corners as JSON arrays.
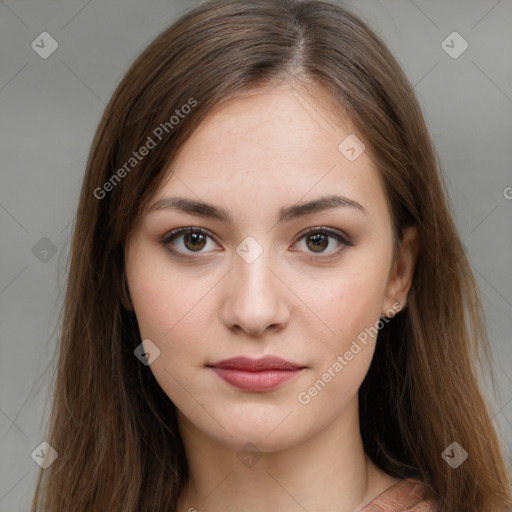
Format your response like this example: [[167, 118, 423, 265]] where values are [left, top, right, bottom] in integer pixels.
[[159, 226, 353, 262]]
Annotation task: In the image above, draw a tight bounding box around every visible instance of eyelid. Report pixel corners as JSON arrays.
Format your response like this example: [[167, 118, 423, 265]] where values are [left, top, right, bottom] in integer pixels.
[[289, 226, 353, 261], [159, 226, 222, 256], [295, 225, 352, 244], [159, 225, 353, 259], [160, 226, 215, 245]]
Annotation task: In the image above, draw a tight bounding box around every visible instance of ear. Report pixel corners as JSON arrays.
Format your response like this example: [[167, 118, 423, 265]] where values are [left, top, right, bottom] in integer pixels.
[[382, 225, 419, 316]]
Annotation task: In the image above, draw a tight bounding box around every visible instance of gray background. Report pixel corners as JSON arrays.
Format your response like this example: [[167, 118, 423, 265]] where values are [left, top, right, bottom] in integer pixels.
[[1, 0, 511, 509]]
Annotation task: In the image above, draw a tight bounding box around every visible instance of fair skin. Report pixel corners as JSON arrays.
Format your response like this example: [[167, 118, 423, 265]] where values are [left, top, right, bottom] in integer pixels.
[[125, 81, 418, 512]]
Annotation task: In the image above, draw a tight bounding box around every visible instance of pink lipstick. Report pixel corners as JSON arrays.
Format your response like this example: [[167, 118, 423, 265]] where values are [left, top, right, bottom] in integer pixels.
[[207, 356, 305, 392]]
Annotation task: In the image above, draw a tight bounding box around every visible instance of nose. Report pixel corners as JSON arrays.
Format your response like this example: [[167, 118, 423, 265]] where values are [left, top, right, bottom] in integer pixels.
[[219, 249, 291, 338]]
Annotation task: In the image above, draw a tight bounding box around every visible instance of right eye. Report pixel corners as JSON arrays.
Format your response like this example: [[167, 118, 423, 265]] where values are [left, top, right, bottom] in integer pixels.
[[159, 227, 222, 258]]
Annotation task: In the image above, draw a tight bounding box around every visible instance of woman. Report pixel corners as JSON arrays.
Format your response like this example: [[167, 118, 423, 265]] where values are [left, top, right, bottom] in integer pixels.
[[31, 0, 512, 510]]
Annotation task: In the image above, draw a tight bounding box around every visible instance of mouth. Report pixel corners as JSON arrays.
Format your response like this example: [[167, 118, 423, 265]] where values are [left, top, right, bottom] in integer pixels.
[[206, 356, 306, 392]]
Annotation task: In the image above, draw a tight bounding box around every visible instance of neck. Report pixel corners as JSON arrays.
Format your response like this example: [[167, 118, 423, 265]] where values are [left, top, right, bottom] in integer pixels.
[[176, 398, 398, 512]]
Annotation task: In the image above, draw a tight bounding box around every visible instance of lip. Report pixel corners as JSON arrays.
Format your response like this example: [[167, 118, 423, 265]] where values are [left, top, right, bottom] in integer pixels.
[[207, 356, 306, 392]]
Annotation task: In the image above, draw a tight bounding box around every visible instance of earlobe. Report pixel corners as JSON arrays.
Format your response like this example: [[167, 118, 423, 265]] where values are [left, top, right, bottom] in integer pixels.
[[382, 225, 419, 315]]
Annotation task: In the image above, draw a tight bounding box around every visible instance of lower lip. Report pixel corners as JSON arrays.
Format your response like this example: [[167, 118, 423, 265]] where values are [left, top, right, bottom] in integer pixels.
[[210, 367, 303, 391]]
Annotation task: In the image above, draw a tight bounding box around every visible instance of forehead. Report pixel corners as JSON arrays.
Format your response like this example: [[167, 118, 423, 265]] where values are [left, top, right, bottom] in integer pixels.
[[151, 83, 390, 225]]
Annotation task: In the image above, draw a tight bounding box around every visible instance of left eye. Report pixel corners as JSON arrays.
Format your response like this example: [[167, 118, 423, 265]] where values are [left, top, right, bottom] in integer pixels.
[[160, 227, 351, 258], [292, 228, 350, 257]]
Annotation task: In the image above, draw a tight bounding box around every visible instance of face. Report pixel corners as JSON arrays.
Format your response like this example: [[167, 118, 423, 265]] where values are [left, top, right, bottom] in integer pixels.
[[125, 82, 416, 452]]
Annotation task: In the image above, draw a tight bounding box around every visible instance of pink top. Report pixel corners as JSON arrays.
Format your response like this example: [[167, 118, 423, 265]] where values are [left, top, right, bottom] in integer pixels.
[[360, 478, 439, 511]]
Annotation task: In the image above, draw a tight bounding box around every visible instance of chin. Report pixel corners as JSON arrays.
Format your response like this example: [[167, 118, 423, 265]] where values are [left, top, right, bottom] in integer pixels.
[[223, 428, 305, 454], [211, 409, 311, 453]]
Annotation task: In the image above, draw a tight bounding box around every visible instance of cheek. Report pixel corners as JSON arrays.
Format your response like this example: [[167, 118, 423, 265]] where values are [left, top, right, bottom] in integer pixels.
[[126, 256, 214, 415], [130, 276, 213, 367], [302, 256, 390, 358], [293, 269, 386, 418], [125, 248, 215, 400], [127, 242, 209, 339]]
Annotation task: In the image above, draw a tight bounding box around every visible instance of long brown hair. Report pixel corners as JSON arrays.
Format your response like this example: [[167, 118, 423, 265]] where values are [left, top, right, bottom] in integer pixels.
[[31, 1, 511, 510]]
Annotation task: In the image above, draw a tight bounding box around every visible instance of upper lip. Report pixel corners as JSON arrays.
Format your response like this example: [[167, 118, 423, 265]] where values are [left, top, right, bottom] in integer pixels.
[[207, 356, 305, 372]]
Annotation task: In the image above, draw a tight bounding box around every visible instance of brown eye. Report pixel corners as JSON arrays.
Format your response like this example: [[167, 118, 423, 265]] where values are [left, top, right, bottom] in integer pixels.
[[292, 227, 352, 259], [160, 227, 219, 256], [183, 232, 207, 251], [305, 232, 330, 252]]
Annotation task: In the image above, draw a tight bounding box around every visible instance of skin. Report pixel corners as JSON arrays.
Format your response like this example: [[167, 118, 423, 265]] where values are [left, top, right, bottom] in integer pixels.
[[125, 80, 419, 512]]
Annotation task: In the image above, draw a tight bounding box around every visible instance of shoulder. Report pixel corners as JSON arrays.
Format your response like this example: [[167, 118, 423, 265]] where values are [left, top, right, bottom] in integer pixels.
[[361, 477, 441, 512]]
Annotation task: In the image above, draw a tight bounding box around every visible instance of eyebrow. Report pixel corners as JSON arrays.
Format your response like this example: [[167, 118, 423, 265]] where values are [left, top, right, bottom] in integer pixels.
[[147, 194, 367, 224]]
